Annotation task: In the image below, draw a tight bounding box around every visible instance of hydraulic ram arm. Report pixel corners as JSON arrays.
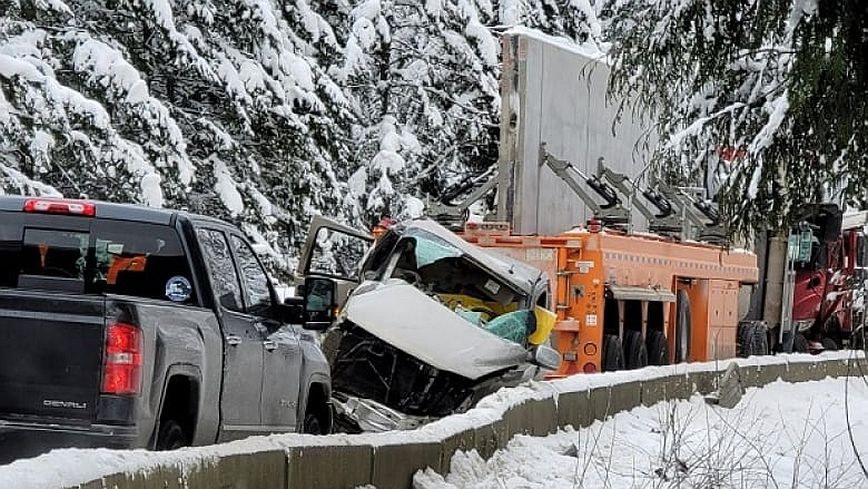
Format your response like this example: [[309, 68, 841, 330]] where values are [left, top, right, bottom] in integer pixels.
[[539, 144, 630, 226], [426, 166, 502, 229]]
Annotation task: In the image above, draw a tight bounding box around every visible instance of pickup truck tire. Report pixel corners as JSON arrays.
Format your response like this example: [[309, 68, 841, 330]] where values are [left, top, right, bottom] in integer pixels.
[[303, 413, 324, 435], [302, 383, 332, 435], [821, 337, 838, 351], [156, 419, 187, 451]]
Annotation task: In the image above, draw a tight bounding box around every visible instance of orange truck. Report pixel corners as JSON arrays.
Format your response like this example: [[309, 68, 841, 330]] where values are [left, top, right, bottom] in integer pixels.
[[459, 222, 757, 376], [421, 31, 763, 374]]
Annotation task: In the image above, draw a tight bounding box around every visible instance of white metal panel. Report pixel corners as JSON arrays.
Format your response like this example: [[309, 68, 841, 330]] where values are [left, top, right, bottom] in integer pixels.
[[498, 32, 658, 236]]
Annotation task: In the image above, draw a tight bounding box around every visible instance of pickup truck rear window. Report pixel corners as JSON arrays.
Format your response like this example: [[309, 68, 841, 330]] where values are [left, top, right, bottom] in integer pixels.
[[0, 215, 195, 303]]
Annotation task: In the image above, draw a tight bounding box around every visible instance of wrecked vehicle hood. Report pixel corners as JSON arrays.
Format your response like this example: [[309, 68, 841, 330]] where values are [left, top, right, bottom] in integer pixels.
[[342, 279, 529, 380]]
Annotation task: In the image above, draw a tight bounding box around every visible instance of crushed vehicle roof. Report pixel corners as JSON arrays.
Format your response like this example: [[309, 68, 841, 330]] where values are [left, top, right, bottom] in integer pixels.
[[397, 218, 547, 294]]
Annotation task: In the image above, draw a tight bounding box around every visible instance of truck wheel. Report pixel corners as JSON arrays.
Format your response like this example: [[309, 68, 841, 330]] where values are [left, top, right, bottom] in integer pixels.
[[647, 331, 668, 366], [753, 323, 769, 356], [821, 337, 838, 351], [625, 330, 648, 370], [602, 334, 625, 372], [675, 290, 691, 363], [739, 322, 769, 357], [156, 419, 188, 451], [793, 333, 809, 353], [737, 322, 750, 357], [853, 330, 866, 350]]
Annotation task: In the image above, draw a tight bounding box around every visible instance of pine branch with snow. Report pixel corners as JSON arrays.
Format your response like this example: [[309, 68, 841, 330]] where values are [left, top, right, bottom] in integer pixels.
[[607, 0, 868, 236]]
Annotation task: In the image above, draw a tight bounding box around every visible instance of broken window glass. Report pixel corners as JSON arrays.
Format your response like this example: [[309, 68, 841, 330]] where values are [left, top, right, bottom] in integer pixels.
[[309, 227, 369, 280], [384, 229, 529, 342]]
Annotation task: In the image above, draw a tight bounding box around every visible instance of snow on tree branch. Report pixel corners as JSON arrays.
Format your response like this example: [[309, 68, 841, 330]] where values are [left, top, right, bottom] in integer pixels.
[[608, 0, 868, 235]]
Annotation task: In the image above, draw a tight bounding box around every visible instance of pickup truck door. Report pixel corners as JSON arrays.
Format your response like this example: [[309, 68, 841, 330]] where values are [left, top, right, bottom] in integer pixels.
[[196, 228, 264, 441], [227, 234, 303, 431], [297, 216, 374, 308]]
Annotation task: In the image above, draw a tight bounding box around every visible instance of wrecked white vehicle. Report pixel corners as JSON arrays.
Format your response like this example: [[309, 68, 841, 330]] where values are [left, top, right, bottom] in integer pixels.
[[296, 217, 560, 432]]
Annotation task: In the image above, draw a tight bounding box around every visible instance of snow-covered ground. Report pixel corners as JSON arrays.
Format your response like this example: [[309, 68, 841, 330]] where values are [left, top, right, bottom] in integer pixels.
[[416, 377, 868, 489], [0, 354, 861, 488]]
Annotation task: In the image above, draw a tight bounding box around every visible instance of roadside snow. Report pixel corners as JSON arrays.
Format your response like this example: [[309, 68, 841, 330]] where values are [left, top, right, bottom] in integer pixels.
[[416, 377, 868, 488], [0, 352, 860, 488]]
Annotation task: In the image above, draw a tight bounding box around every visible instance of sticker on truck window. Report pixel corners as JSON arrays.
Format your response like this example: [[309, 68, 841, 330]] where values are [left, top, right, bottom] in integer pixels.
[[165, 276, 192, 302]]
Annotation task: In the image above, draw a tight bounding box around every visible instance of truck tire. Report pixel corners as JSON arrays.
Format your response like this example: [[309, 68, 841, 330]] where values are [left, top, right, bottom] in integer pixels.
[[303, 413, 324, 435], [302, 384, 332, 435], [739, 322, 769, 357], [625, 330, 648, 370], [793, 333, 809, 353], [156, 419, 188, 451], [675, 290, 691, 363], [602, 334, 625, 372], [821, 337, 838, 351], [853, 329, 866, 351], [647, 331, 668, 366]]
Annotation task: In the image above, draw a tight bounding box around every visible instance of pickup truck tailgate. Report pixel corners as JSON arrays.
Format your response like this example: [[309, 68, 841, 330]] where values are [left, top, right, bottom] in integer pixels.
[[0, 291, 104, 421]]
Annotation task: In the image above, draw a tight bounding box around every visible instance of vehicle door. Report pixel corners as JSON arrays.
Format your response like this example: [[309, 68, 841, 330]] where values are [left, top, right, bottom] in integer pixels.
[[228, 233, 302, 432], [296, 216, 374, 308], [196, 227, 265, 441]]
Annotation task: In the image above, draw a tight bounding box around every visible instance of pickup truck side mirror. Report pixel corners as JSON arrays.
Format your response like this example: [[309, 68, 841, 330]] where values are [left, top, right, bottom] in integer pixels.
[[303, 277, 337, 331]]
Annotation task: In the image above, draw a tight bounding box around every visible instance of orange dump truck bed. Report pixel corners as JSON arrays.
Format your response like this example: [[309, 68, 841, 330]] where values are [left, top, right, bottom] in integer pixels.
[[463, 225, 758, 375]]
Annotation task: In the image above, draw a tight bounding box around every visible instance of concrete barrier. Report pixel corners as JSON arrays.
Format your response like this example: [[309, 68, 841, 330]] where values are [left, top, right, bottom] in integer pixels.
[[287, 444, 373, 488], [66, 353, 865, 489]]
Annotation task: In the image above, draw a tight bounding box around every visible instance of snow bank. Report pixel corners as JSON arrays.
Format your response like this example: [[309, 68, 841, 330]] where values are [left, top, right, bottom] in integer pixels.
[[418, 376, 868, 488]]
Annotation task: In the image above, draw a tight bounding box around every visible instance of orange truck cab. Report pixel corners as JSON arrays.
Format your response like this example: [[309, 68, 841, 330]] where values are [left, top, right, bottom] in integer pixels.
[[461, 221, 758, 376]]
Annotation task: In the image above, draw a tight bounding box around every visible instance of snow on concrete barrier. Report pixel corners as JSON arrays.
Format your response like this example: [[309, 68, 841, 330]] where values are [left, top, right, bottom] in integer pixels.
[[0, 351, 863, 489]]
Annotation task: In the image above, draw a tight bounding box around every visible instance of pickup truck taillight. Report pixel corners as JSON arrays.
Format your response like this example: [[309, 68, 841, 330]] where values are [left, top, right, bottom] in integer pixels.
[[101, 322, 143, 395]]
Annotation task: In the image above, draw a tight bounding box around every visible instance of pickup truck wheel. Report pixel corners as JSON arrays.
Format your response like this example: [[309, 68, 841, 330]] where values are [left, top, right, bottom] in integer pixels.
[[303, 413, 324, 435], [156, 420, 188, 450]]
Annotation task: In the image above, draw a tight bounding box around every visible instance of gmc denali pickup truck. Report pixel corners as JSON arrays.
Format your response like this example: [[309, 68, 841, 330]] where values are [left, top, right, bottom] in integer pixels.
[[0, 196, 331, 463]]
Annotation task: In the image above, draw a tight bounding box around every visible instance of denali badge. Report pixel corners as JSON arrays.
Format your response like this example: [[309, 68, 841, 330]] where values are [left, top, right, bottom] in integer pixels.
[[43, 399, 87, 410]]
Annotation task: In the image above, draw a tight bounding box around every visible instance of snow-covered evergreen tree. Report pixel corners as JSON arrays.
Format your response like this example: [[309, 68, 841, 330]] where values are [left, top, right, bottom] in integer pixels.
[[0, 0, 359, 274], [606, 0, 868, 236], [0, 0, 606, 274], [332, 0, 605, 225]]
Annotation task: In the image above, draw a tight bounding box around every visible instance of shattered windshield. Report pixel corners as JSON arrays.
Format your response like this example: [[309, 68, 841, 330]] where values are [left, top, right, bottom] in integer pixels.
[[386, 229, 531, 343], [410, 232, 462, 267]]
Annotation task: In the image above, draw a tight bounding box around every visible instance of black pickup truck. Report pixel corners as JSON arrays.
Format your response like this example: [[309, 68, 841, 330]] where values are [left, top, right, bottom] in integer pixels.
[[0, 196, 332, 463]]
